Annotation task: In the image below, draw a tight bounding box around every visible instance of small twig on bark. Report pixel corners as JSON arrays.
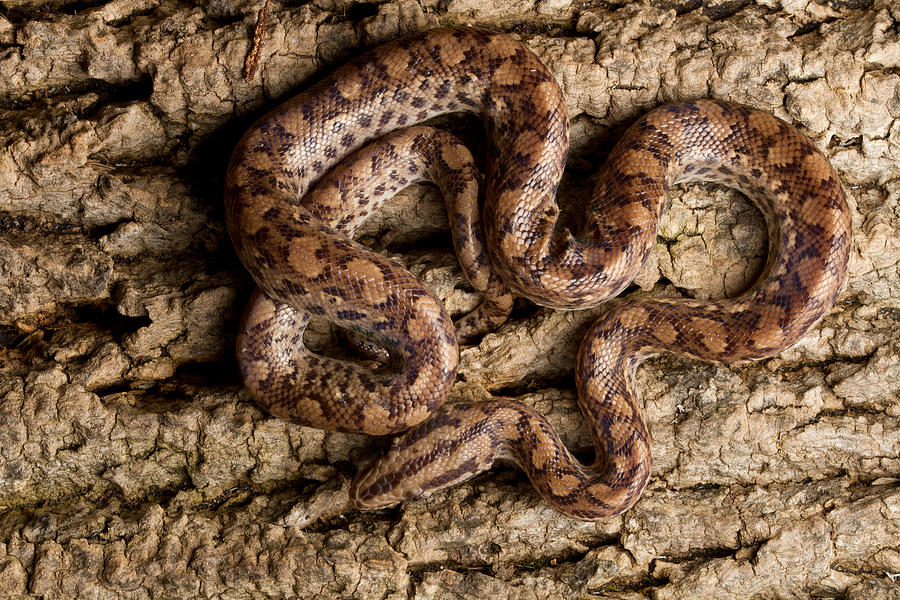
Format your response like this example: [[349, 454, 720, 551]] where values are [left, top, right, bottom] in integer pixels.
[[243, 0, 271, 82]]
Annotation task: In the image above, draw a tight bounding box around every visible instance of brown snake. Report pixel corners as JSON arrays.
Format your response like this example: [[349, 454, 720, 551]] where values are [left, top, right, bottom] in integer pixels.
[[225, 27, 852, 520]]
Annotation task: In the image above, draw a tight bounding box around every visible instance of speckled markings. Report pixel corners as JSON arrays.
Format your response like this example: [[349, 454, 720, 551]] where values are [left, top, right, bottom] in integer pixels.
[[225, 27, 852, 520]]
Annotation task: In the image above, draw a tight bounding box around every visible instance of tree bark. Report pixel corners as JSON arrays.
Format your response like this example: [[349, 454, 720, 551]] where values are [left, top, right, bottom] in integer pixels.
[[0, 1, 898, 598]]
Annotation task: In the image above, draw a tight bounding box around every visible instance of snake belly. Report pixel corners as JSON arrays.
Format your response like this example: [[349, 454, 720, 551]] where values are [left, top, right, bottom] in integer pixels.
[[225, 27, 852, 520]]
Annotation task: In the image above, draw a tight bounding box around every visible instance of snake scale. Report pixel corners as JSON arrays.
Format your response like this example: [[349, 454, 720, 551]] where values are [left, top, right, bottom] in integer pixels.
[[225, 27, 852, 520]]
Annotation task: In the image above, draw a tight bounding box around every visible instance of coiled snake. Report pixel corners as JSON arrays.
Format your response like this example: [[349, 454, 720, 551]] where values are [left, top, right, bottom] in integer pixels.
[[225, 27, 851, 520]]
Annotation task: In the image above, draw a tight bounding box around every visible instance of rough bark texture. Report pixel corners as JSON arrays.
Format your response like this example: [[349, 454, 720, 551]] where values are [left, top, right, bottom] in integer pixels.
[[0, 0, 898, 598]]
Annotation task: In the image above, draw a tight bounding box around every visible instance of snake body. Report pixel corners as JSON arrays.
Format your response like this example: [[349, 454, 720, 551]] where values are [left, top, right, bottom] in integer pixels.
[[225, 27, 851, 520]]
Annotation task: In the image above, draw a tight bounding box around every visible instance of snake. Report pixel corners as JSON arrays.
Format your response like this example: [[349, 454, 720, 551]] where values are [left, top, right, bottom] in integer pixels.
[[224, 27, 852, 520]]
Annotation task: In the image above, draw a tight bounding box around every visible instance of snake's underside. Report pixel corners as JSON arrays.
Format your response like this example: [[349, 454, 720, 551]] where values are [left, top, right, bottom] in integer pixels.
[[225, 27, 852, 520]]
